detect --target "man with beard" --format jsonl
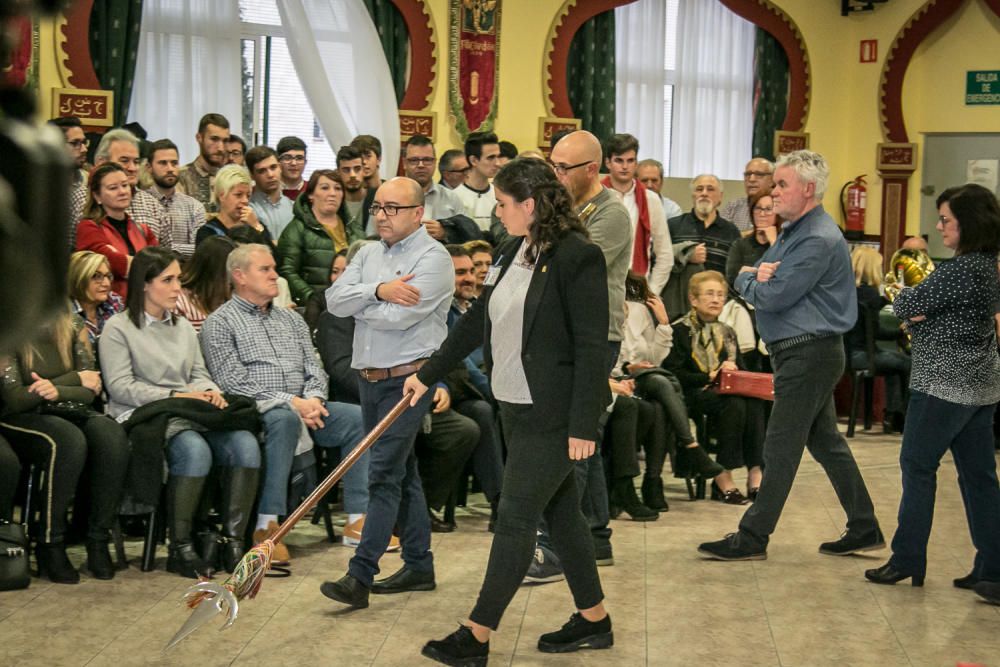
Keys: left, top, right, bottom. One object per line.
{"left": 667, "top": 174, "right": 741, "bottom": 276}
{"left": 276, "top": 136, "right": 308, "bottom": 201}
{"left": 49, "top": 116, "right": 90, "bottom": 187}
{"left": 337, "top": 145, "right": 376, "bottom": 236}
{"left": 721, "top": 158, "right": 774, "bottom": 233}
{"left": 246, "top": 145, "right": 294, "bottom": 239}
{"left": 178, "top": 113, "right": 230, "bottom": 213}
{"left": 146, "top": 139, "right": 207, "bottom": 259}
{"left": 402, "top": 135, "right": 471, "bottom": 244}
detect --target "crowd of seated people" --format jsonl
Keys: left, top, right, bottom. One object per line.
{"left": 1, "top": 113, "right": 925, "bottom": 589}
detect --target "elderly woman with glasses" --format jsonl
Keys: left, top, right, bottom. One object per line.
{"left": 68, "top": 250, "right": 126, "bottom": 346}
{"left": 725, "top": 188, "right": 782, "bottom": 286}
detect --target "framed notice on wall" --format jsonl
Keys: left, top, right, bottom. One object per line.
{"left": 51, "top": 88, "right": 114, "bottom": 128}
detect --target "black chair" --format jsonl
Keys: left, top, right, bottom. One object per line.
{"left": 845, "top": 305, "right": 878, "bottom": 437}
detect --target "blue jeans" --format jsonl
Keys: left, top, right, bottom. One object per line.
{"left": 259, "top": 402, "right": 367, "bottom": 516}
{"left": 349, "top": 375, "right": 435, "bottom": 586}
{"left": 890, "top": 392, "right": 1000, "bottom": 580}
{"left": 167, "top": 429, "right": 261, "bottom": 477}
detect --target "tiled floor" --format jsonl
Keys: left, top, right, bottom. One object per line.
{"left": 3, "top": 425, "right": 999, "bottom": 666}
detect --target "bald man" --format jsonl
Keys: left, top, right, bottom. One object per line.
{"left": 722, "top": 157, "right": 775, "bottom": 232}
{"left": 901, "top": 236, "right": 929, "bottom": 252}
{"left": 516, "top": 130, "right": 630, "bottom": 577}
{"left": 323, "top": 177, "right": 455, "bottom": 609}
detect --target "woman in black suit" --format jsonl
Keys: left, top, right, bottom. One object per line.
{"left": 405, "top": 158, "right": 613, "bottom": 666}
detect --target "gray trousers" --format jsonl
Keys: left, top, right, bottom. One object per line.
{"left": 736, "top": 335, "right": 879, "bottom": 549}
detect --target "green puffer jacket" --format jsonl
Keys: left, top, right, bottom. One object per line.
{"left": 278, "top": 194, "right": 364, "bottom": 305}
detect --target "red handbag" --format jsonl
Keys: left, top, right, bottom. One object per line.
{"left": 714, "top": 369, "right": 775, "bottom": 401}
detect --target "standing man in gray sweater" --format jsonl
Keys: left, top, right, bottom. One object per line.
{"left": 522, "top": 130, "right": 630, "bottom": 579}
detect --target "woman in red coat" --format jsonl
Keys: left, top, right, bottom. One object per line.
{"left": 75, "top": 163, "right": 158, "bottom": 297}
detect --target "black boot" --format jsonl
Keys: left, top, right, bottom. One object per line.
{"left": 685, "top": 445, "right": 725, "bottom": 478}
{"left": 219, "top": 467, "right": 260, "bottom": 574}
{"left": 85, "top": 539, "right": 115, "bottom": 580}
{"left": 36, "top": 543, "right": 80, "bottom": 584}
{"left": 611, "top": 478, "right": 658, "bottom": 521}
{"left": 165, "top": 475, "right": 213, "bottom": 579}
{"left": 641, "top": 476, "right": 669, "bottom": 512}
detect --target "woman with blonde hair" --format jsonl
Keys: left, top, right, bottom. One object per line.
{"left": 195, "top": 164, "right": 273, "bottom": 248}
{"left": 68, "top": 250, "right": 126, "bottom": 345}
{"left": 847, "top": 245, "right": 910, "bottom": 432}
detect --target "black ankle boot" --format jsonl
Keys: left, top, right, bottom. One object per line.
{"left": 196, "top": 529, "right": 221, "bottom": 571}
{"left": 686, "top": 445, "right": 725, "bottom": 478}
{"left": 166, "top": 475, "right": 212, "bottom": 579}
{"left": 85, "top": 539, "right": 115, "bottom": 580}
{"left": 36, "top": 543, "right": 80, "bottom": 584}
{"left": 167, "top": 542, "right": 212, "bottom": 579}
{"left": 611, "top": 478, "right": 658, "bottom": 521}
{"left": 219, "top": 467, "right": 260, "bottom": 573}
{"left": 641, "top": 476, "right": 669, "bottom": 512}
{"left": 422, "top": 625, "right": 489, "bottom": 666}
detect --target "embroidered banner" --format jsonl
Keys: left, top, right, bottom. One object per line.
{"left": 449, "top": 0, "right": 502, "bottom": 138}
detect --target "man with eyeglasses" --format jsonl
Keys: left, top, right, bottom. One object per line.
{"left": 438, "top": 149, "right": 469, "bottom": 190}
{"left": 276, "top": 136, "right": 308, "bottom": 202}
{"left": 177, "top": 113, "right": 230, "bottom": 214}
{"left": 721, "top": 157, "right": 774, "bottom": 233}
{"left": 322, "top": 177, "right": 454, "bottom": 610}
{"left": 403, "top": 134, "right": 477, "bottom": 244}
{"left": 67, "top": 128, "right": 168, "bottom": 251}
{"left": 337, "top": 145, "right": 376, "bottom": 236}
{"left": 226, "top": 135, "right": 247, "bottom": 166}
{"left": 454, "top": 131, "right": 501, "bottom": 232}
{"left": 49, "top": 116, "right": 91, "bottom": 184}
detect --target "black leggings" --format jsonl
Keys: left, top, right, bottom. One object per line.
{"left": 688, "top": 390, "right": 766, "bottom": 470}
{"left": 604, "top": 396, "right": 668, "bottom": 480}
{"left": 469, "top": 402, "right": 604, "bottom": 630}
{"left": 0, "top": 414, "right": 129, "bottom": 544}
{"left": 0, "top": 434, "right": 20, "bottom": 521}
{"left": 636, "top": 372, "right": 695, "bottom": 446}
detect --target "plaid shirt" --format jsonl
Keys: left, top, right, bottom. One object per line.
{"left": 146, "top": 187, "right": 207, "bottom": 259}
{"left": 201, "top": 293, "right": 328, "bottom": 402}
{"left": 67, "top": 185, "right": 169, "bottom": 249}
{"left": 177, "top": 160, "right": 218, "bottom": 213}
{"left": 72, "top": 293, "right": 125, "bottom": 345}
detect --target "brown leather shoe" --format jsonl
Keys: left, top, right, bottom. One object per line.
{"left": 253, "top": 520, "right": 291, "bottom": 565}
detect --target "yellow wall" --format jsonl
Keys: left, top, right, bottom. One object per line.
{"left": 36, "top": 16, "right": 64, "bottom": 120}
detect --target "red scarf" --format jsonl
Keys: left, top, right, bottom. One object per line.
{"left": 602, "top": 177, "right": 651, "bottom": 274}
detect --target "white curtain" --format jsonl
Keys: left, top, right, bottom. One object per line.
{"left": 614, "top": 0, "right": 667, "bottom": 164}
{"left": 276, "top": 0, "right": 400, "bottom": 179}
{"left": 129, "top": 0, "right": 242, "bottom": 162}
{"left": 669, "top": 0, "right": 755, "bottom": 180}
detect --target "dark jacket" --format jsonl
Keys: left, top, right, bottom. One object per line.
{"left": 316, "top": 311, "right": 361, "bottom": 404}
{"left": 195, "top": 216, "right": 274, "bottom": 249}
{"left": 123, "top": 395, "right": 259, "bottom": 504}
{"left": 417, "top": 233, "right": 610, "bottom": 441}
{"left": 663, "top": 320, "right": 745, "bottom": 393}
{"left": 278, "top": 194, "right": 364, "bottom": 306}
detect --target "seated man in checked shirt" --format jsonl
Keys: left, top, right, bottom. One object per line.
{"left": 201, "top": 243, "right": 383, "bottom": 566}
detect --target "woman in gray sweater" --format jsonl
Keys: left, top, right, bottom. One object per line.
{"left": 99, "top": 247, "right": 260, "bottom": 578}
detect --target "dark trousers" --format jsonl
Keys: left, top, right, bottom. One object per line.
{"left": 416, "top": 408, "right": 478, "bottom": 510}
{"left": 851, "top": 349, "right": 911, "bottom": 414}
{"left": 636, "top": 371, "right": 695, "bottom": 445}
{"left": 604, "top": 396, "right": 667, "bottom": 480}
{"left": 350, "top": 374, "right": 435, "bottom": 586}
{"left": 0, "top": 434, "right": 20, "bottom": 521}
{"left": 737, "top": 336, "right": 878, "bottom": 549}
{"left": 453, "top": 398, "right": 504, "bottom": 502}
{"left": 688, "top": 390, "right": 765, "bottom": 470}
{"left": 0, "top": 414, "right": 129, "bottom": 544}
{"left": 890, "top": 392, "right": 1000, "bottom": 579}
{"left": 469, "top": 402, "right": 605, "bottom": 630}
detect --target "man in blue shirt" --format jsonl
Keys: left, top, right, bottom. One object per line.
{"left": 321, "top": 177, "right": 455, "bottom": 608}
{"left": 698, "top": 150, "right": 881, "bottom": 561}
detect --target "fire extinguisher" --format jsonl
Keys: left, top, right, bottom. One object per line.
{"left": 840, "top": 175, "right": 867, "bottom": 240}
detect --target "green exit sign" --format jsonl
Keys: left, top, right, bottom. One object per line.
{"left": 966, "top": 71, "right": 1000, "bottom": 105}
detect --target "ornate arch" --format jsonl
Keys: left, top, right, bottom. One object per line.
{"left": 543, "top": 0, "right": 810, "bottom": 132}
{"left": 880, "top": 0, "right": 1000, "bottom": 142}
{"left": 57, "top": 0, "right": 438, "bottom": 112}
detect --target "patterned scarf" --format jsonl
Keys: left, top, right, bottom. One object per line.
{"left": 686, "top": 309, "right": 738, "bottom": 374}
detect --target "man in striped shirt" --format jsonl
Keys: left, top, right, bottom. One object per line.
{"left": 667, "top": 174, "right": 741, "bottom": 276}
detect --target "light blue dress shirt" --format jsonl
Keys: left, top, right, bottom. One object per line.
{"left": 326, "top": 225, "right": 454, "bottom": 369}
{"left": 249, "top": 189, "right": 294, "bottom": 239}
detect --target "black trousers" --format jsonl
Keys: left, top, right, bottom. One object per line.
{"left": 0, "top": 434, "right": 20, "bottom": 521}
{"left": 0, "top": 414, "right": 129, "bottom": 544}
{"left": 636, "top": 371, "right": 695, "bottom": 446}
{"left": 415, "top": 408, "right": 479, "bottom": 510}
{"left": 453, "top": 398, "right": 504, "bottom": 503}
{"left": 470, "top": 402, "right": 604, "bottom": 630}
{"left": 688, "top": 390, "right": 765, "bottom": 470}
{"left": 603, "top": 396, "right": 667, "bottom": 480}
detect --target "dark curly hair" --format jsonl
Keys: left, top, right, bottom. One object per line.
{"left": 493, "top": 157, "right": 588, "bottom": 264}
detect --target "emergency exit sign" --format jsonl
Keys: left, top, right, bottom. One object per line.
{"left": 966, "top": 71, "right": 1000, "bottom": 105}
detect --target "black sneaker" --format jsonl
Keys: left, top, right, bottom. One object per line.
{"left": 954, "top": 571, "right": 981, "bottom": 590}
{"left": 422, "top": 625, "right": 489, "bottom": 666}
{"left": 697, "top": 533, "right": 767, "bottom": 561}
{"left": 523, "top": 546, "right": 565, "bottom": 584}
{"left": 974, "top": 580, "right": 1000, "bottom": 605}
{"left": 537, "top": 612, "right": 613, "bottom": 653}
{"left": 818, "top": 528, "right": 885, "bottom": 556}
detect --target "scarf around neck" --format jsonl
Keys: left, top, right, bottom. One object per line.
{"left": 602, "top": 177, "right": 651, "bottom": 274}
{"left": 686, "top": 309, "right": 738, "bottom": 374}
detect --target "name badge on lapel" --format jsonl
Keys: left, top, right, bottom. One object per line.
{"left": 483, "top": 265, "right": 502, "bottom": 287}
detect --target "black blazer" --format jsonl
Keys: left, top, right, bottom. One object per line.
{"left": 418, "top": 232, "right": 610, "bottom": 441}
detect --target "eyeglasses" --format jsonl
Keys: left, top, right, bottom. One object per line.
{"left": 753, "top": 206, "right": 775, "bottom": 214}
{"left": 369, "top": 203, "right": 421, "bottom": 217}
{"left": 548, "top": 160, "right": 592, "bottom": 176}
{"left": 744, "top": 170, "right": 772, "bottom": 179}
{"left": 227, "top": 150, "right": 244, "bottom": 159}
{"left": 938, "top": 215, "right": 956, "bottom": 225}
{"left": 68, "top": 138, "right": 89, "bottom": 149}
{"left": 406, "top": 157, "right": 436, "bottom": 165}
{"left": 279, "top": 155, "right": 306, "bottom": 164}
{"left": 90, "top": 272, "right": 114, "bottom": 282}
{"left": 443, "top": 167, "right": 470, "bottom": 174}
